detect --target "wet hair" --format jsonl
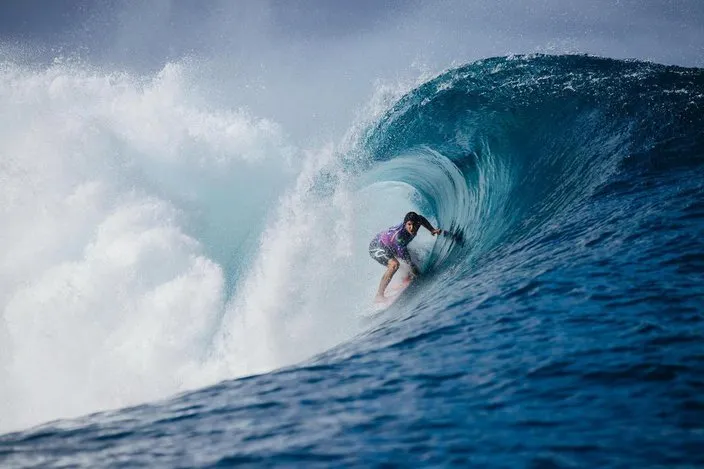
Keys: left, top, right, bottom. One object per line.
{"left": 404, "top": 211, "right": 421, "bottom": 226}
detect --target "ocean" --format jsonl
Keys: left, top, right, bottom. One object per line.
{"left": 1, "top": 54, "right": 703, "bottom": 467}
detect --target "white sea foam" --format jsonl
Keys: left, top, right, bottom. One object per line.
{"left": 0, "top": 57, "right": 426, "bottom": 432}
{"left": 0, "top": 59, "right": 296, "bottom": 431}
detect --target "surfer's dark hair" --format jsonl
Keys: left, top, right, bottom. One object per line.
{"left": 404, "top": 212, "right": 421, "bottom": 226}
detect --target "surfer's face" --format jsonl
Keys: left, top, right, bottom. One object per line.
{"left": 405, "top": 220, "right": 417, "bottom": 235}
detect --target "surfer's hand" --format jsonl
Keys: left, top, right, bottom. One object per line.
{"left": 431, "top": 228, "right": 442, "bottom": 236}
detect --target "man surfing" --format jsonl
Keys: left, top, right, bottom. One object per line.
{"left": 369, "top": 212, "right": 442, "bottom": 303}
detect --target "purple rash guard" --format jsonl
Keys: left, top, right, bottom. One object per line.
{"left": 373, "top": 223, "right": 415, "bottom": 264}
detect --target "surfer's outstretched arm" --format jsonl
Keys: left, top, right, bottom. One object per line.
{"left": 416, "top": 214, "right": 442, "bottom": 236}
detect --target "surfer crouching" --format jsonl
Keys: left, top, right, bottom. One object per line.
{"left": 368, "top": 212, "right": 442, "bottom": 303}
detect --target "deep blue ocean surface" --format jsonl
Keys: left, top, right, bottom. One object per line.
{"left": 1, "top": 55, "right": 703, "bottom": 468}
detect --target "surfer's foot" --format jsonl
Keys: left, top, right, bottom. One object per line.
{"left": 374, "top": 294, "right": 387, "bottom": 304}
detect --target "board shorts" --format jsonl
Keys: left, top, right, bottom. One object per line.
{"left": 369, "top": 237, "right": 395, "bottom": 266}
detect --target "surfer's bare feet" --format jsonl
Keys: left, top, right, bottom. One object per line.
{"left": 374, "top": 294, "right": 386, "bottom": 303}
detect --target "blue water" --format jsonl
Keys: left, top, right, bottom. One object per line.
{"left": 2, "top": 55, "right": 703, "bottom": 468}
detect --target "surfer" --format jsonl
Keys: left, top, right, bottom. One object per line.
{"left": 369, "top": 212, "right": 442, "bottom": 303}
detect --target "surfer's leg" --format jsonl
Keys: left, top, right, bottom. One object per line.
{"left": 376, "top": 258, "right": 399, "bottom": 301}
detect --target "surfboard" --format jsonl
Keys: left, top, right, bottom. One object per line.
{"left": 373, "top": 277, "right": 412, "bottom": 310}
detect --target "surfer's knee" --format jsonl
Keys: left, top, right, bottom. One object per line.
{"left": 388, "top": 259, "right": 399, "bottom": 271}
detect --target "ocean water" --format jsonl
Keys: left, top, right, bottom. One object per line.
{"left": 1, "top": 54, "right": 703, "bottom": 467}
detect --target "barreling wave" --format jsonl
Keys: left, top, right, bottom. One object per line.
{"left": 2, "top": 53, "right": 702, "bottom": 437}
{"left": 353, "top": 54, "right": 704, "bottom": 275}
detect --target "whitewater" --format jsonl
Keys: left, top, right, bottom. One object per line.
{"left": 0, "top": 58, "right": 384, "bottom": 430}
{"left": 1, "top": 9, "right": 704, "bottom": 468}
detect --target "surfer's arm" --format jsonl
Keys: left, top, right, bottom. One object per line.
{"left": 417, "top": 214, "right": 442, "bottom": 236}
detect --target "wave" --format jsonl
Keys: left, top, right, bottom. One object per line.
{"left": 1, "top": 53, "right": 702, "bottom": 433}
{"left": 358, "top": 54, "right": 704, "bottom": 273}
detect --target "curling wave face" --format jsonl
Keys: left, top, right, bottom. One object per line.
{"left": 358, "top": 55, "right": 703, "bottom": 274}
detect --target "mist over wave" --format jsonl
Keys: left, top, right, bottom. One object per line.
{"left": 0, "top": 58, "right": 329, "bottom": 431}
{"left": 0, "top": 52, "right": 433, "bottom": 432}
